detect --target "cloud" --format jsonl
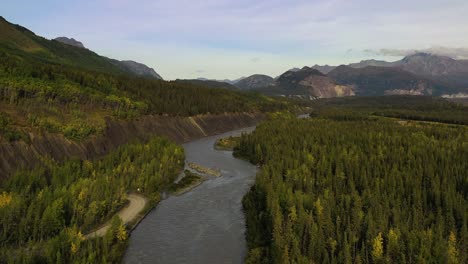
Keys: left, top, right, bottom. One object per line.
{"left": 6, "top": 0, "right": 468, "bottom": 79}
{"left": 365, "top": 46, "right": 468, "bottom": 59}
{"left": 250, "top": 57, "right": 261, "bottom": 63}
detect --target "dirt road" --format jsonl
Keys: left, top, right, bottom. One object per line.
{"left": 86, "top": 194, "right": 147, "bottom": 238}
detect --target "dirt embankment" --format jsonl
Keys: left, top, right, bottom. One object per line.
{"left": 0, "top": 112, "right": 264, "bottom": 179}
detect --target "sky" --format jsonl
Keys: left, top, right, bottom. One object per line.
{"left": 2, "top": 0, "right": 468, "bottom": 80}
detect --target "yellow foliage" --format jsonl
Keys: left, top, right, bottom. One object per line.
{"left": 447, "top": 231, "right": 458, "bottom": 264}
{"left": 371, "top": 232, "right": 384, "bottom": 261}
{"left": 117, "top": 224, "right": 128, "bottom": 241}
{"left": 70, "top": 242, "right": 78, "bottom": 254}
{"left": 77, "top": 231, "right": 85, "bottom": 241}
{"left": 0, "top": 192, "right": 12, "bottom": 208}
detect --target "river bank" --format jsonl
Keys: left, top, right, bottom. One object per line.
{"left": 124, "top": 126, "right": 257, "bottom": 263}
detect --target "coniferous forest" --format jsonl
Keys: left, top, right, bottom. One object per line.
{"left": 235, "top": 112, "right": 467, "bottom": 264}
{"left": 1, "top": 12, "right": 468, "bottom": 264}
{"left": 0, "top": 137, "right": 184, "bottom": 263}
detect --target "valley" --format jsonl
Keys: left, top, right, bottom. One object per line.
{"left": 0, "top": 10, "right": 467, "bottom": 264}
{"left": 124, "top": 127, "right": 257, "bottom": 264}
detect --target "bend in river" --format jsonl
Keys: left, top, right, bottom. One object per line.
{"left": 124, "top": 127, "right": 256, "bottom": 264}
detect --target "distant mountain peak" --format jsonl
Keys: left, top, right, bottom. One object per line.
{"left": 116, "top": 60, "right": 163, "bottom": 79}
{"left": 298, "top": 66, "right": 325, "bottom": 76}
{"left": 54, "top": 37, "right": 86, "bottom": 49}
{"left": 234, "top": 74, "right": 274, "bottom": 90}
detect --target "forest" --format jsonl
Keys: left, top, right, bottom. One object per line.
{"left": 309, "top": 96, "right": 468, "bottom": 125}
{"left": 235, "top": 111, "right": 467, "bottom": 263}
{"left": 0, "top": 137, "right": 184, "bottom": 263}
{"left": 0, "top": 50, "right": 292, "bottom": 142}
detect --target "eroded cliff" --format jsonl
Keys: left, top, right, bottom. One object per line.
{"left": 0, "top": 112, "right": 264, "bottom": 179}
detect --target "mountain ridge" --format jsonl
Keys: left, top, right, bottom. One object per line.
{"left": 53, "top": 35, "right": 163, "bottom": 79}
{"left": 0, "top": 16, "right": 162, "bottom": 79}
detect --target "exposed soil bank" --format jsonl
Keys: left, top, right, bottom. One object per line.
{"left": 0, "top": 112, "right": 264, "bottom": 179}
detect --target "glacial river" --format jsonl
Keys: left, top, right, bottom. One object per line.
{"left": 124, "top": 127, "right": 257, "bottom": 264}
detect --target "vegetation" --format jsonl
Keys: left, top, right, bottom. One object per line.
{"left": 0, "top": 16, "right": 294, "bottom": 142}
{"left": 0, "top": 112, "right": 27, "bottom": 142}
{"left": 236, "top": 111, "right": 467, "bottom": 263}
{"left": 0, "top": 137, "right": 184, "bottom": 263}
{"left": 188, "top": 162, "right": 221, "bottom": 177}
{"left": 169, "top": 170, "right": 203, "bottom": 194}
{"left": 215, "top": 136, "right": 241, "bottom": 150}
{"left": 309, "top": 96, "right": 468, "bottom": 125}
{"left": 0, "top": 50, "right": 292, "bottom": 141}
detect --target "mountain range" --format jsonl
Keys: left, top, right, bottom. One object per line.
{"left": 2, "top": 16, "right": 467, "bottom": 98}
{"left": 219, "top": 53, "right": 468, "bottom": 98}
{"left": 0, "top": 16, "right": 162, "bottom": 79}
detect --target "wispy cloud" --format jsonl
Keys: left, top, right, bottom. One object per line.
{"left": 365, "top": 47, "right": 468, "bottom": 59}
{"left": 250, "top": 57, "right": 261, "bottom": 63}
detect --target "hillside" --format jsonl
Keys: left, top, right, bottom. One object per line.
{"left": 54, "top": 37, "right": 85, "bottom": 48}
{"left": 248, "top": 58, "right": 467, "bottom": 98}
{"left": 112, "top": 60, "right": 163, "bottom": 79}
{"left": 258, "top": 67, "right": 354, "bottom": 98}
{"left": 0, "top": 16, "right": 163, "bottom": 79}
{"left": 175, "top": 79, "right": 238, "bottom": 90}
{"left": 311, "top": 53, "right": 468, "bottom": 91}
{"left": 234, "top": 74, "right": 274, "bottom": 90}
{"left": 0, "top": 17, "right": 293, "bottom": 145}
{"left": 328, "top": 65, "right": 459, "bottom": 96}
{"left": 0, "top": 16, "right": 127, "bottom": 75}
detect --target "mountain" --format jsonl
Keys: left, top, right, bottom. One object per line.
{"left": 287, "top": 67, "right": 301, "bottom": 72}
{"left": 0, "top": 16, "right": 126, "bottom": 74}
{"left": 397, "top": 53, "right": 468, "bottom": 76}
{"left": 113, "top": 60, "right": 163, "bottom": 79}
{"left": 55, "top": 35, "right": 163, "bottom": 79}
{"left": 0, "top": 16, "right": 287, "bottom": 145}
{"left": 348, "top": 59, "right": 395, "bottom": 69}
{"left": 311, "top": 64, "right": 336, "bottom": 74}
{"left": 176, "top": 79, "right": 238, "bottom": 89}
{"left": 312, "top": 53, "right": 468, "bottom": 89}
{"left": 234, "top": 74, "right": 274, "bottom": 90}
{"left": 395, "top": 53, "right": 468, "bottom": 87}
{"left": 196, "top": 77, "right": 246, "bottom": 84}
{"left": 258, "top": 67, "right": 354, "bottom": 98}
{"left": 0, "top": 16, "right": 162, "bottom": 79}
{"left": 56, "top": 36, "right": 164, "bottom": 79}
{"left": 54, "top": 37, "right": 85, "bottom": 48}
{"left": 328, "top": 65, "right": 459, "bottom": 96}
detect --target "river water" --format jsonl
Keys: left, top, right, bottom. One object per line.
{"left": 124, "top": 127, "right": 257, "bottom": 264}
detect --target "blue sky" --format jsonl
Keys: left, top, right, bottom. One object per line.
{"left": 2, "top": 0, "right": 468, "bottom": 80}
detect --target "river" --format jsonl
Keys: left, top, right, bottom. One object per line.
{"left": 124, "top": 127, "right": 257, "bottom": 264}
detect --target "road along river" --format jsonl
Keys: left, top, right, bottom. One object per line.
{"left": 124, "top": 127, "right": 257, "bottom": 264}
